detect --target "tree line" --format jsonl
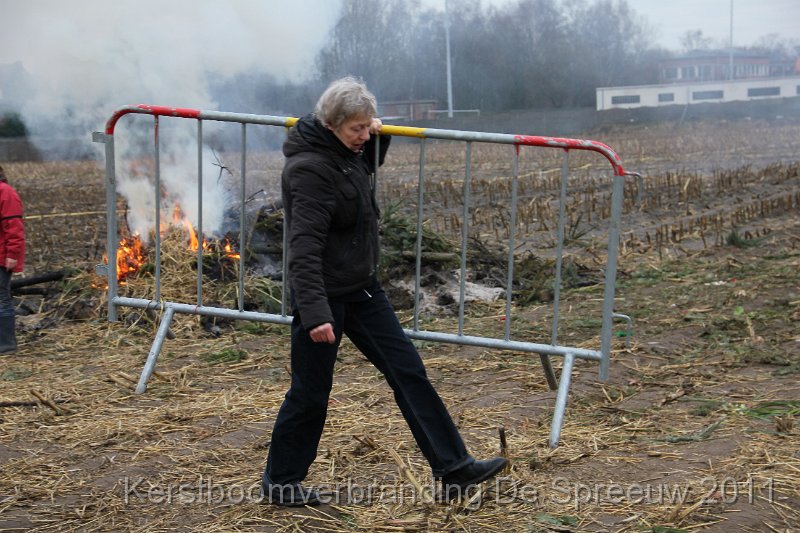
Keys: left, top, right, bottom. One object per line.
{"left": 216, "top": 0, "right": 798, "bottom": 118}
{"left": 316, "top": 0, "right": 658, "bottom": 111}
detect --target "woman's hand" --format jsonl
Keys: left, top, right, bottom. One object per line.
{"left": 309, "top": 322, "right": 336, "bottom": 344}
{"left": 369, "top": 117, "right": 382, "bottom": 135}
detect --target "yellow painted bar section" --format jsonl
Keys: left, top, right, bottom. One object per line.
{"left": 281, "top": 117, "right": 418, "bottom": 136}
{"left": 380, "top": 124, "right": 427, "bottom": 138}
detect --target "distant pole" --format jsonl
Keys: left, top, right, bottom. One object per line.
{"left": 445, "top": 0, "right": 453, "bottom": 118}
{"left": 729, "top": 0, "right": 734, "bottom": 80}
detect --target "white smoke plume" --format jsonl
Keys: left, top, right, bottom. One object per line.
{"left": 0, "top": 0, "right": 341, "bottom": 237}
{"left": 114, "top": 126, "right": 232, "bottom": 241}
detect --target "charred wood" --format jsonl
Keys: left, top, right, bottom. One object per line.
{"left": 10, "top": 271, "right": 65, "bottom": 289}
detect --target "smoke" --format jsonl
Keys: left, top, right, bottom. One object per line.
{"left": 0, "top": 0, "right": 341, "bottom": 237}
{"left": 114, "top": 125, "right": 233, "bottom": 241}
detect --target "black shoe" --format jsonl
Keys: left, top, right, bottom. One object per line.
{"left": 261, "top": 479, "right": 321, "bottom": 507}
{"left": 440, "top": 457, "right": 508, "bottom": 501}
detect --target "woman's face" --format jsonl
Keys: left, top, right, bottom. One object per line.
{"left": 330, "top": 114, "right": 372, "bottom": 152}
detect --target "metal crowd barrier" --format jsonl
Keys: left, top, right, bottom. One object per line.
{"left": 93, "top": 104, "right": 637, "bottom": 447}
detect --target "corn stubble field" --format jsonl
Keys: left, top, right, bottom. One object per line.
{"left": 1, "top": 117, "right": 799, "bottom": 532}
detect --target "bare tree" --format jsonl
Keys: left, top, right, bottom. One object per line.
{"left": 311, "top": 0, "right": 674, "bottom": 113}
{"left": 315, "top": 0, "right": 421, "bottom": 101}
{"left": 680, "top": 29, "right": 714, "bottom": 52}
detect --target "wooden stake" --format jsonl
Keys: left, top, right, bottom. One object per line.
{"left": 499, "top": 426, "right": 511, "bottom": 475}
{"left": 31, "top": 390, "right": 68, "bottom": 415}
{"left": 107, "top": 373, "right": 134, "bottom": 390}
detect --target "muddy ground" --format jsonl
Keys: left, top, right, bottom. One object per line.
{"left": 0, "top": 117, "right": 798, "bottom": 532}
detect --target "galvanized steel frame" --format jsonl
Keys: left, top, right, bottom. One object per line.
{"left": 93, "top": 104, "right": 637, "bottom": 447}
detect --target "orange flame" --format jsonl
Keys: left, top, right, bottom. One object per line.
{"left": 224, "top": 240, "right": 241, "bottom": 260}
{"left": 105, "top": 205, "right": 242, "bottom": 283}
{"left": 173, "top": 205, "right": 210, "bottom": 252}
{"left": 116, "top": 234, "right": 146, "bottom": 284}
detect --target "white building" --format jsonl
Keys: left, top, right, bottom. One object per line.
{"left": 596, "top": 77, "right": 800, "bottom": 111}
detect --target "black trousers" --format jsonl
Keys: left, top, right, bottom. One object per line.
{"left": 0, "top": 268, "right": 13, "bottom": 318}
{"left": 264, "top": 282, "right": 472, "bottom": 484}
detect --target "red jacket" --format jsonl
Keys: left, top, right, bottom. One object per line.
{"left": 0, "top": 181, "right": 25, "bottom": 273}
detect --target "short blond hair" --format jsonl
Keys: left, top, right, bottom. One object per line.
{"left": 315, "top": 76, "right": 377, "bottom": 129}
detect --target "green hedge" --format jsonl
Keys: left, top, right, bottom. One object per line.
{"left": 0, "top": 112, "right": 28, "bottom": 137}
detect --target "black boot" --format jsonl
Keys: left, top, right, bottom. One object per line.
{"left": 0, "top": 315, "right": 16, "bottom": 354}
{"left": 440, "top": 456, "right": 508, "bottom": 501}
{"left": 261, "top": 474, "right": 321, "bottom": 507}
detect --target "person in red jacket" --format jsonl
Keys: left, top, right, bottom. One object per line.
{"left": 0, "top": 165, "right": 25, "bottom": 354}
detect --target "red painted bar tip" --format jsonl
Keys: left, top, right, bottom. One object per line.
{"left": 514, "top": 134, "right": 625, "bottom": 176}
{"left": 136, "top": 104, "right": 202, "bottom": 119}
{"left": 105, "top": 104, "right": 202, "bottom": 134}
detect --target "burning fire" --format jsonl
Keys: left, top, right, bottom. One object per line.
{"left": 117, "top": 234, "right": 147, "bottom": 283}
{"left": 173, "top": 206, "right": 209, "bottom": 253}
{"left": 171, "top": 205, "right": 241, "bottom": 260}
{"left": 106, "top": 205, "right": 241, "bottom": 283}
{"left": 223, "top": 241, "right": 241, "bottom": 260}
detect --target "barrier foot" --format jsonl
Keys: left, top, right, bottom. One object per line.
{"left": 549, "top": 352, "right": 575, "bottom": 448}
{"left": 539, "top": 354, "right": 558, "bottom": 390}
{"left": 135, "top": 306, "right": 175, "bottom": 394}
{"left": 613, "top": 313, "right": 633, "bottom": 350}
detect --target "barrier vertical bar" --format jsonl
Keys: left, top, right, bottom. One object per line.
{"left": 504, "top": 148, "right": 519, "bottom": 342}
{"left": 551, "top": 151, "right": 569, "bottom": 345}
{"left": 599, "top": 173, "right": 625, "bottom": 380}
{"left": 413, "top": 139, "right": 426, "bottom": 332}
{"left": 239, "top": 123, "right": 247, "bottom": 312}
{"left": 197, "top": 120, "right": 204, "bottom": 306}
{"left": 537, "top": 151, "right": 572, "bottom": 392}
{"left": 95, "top": 132, "right": 119, "bottom": 322}
{"left": 457, "top": 142, "right": 472, "bottom": 336}
{"left": 281, "top": 197, "right": 289, "bottom": 317}
{"left": 373, "top": 134, "right": 380, "bottom": 197}
{"left": 281, "top": 125, "right": 292, "bottom": 318}
{"left": 153, "top": 116, "right": 162, "bottom": 301}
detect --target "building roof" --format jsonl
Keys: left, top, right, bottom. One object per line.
{"left": 666, "top": 49, "right": 769, "bottom": 61}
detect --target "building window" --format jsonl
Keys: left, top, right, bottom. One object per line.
{"left": 797, "top": 85, "right": 800, "bottom": 96}
{"left": 658, "top": 93, "right": 675, "bottom": 102}
{"left": 663, "top": 67, "right": 678, "bottom": 80}
{"left": 693, "top": 90, "right": 724, "bottom": 100}
{"left": 747, "top": 87, "right": 780, "bottom": 97}
{"left": 681, "top": 66, "right": 696, "bottom": 79}
{"left": 611, "top": 95, "right": 640, "bottom": 105}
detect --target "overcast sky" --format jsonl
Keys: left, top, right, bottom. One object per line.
{"left": 0, "top": 0, "right": 797, "bottom": 124}
{"left": 587, "top": 0, "right": 799, "bottom": 50}
{"left": 2, "top": 1, "right": 798, "bottom": 77}
{"left": 0, "top": 0, "right": 339, "bottom": 82}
